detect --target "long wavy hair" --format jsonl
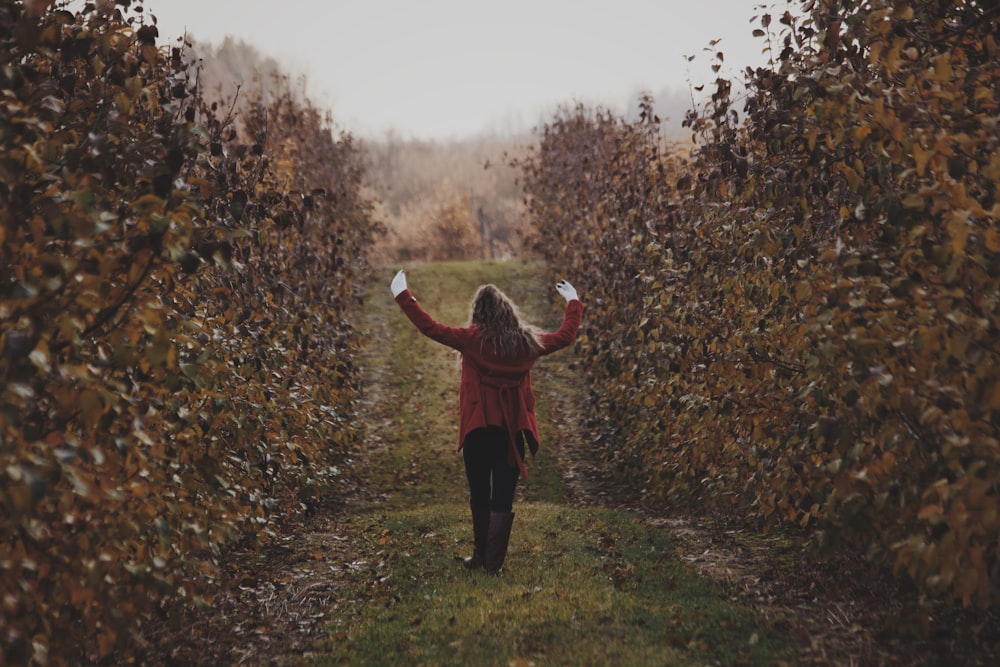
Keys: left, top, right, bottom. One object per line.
{"left": 468, "top": 284, "right": 542, "bottom": 358}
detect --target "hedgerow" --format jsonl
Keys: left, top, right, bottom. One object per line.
{"left": 0, "top": 2, "right": 376, "bottom": 663}
{"left": 523, "top": 0, "right": 999, "bottom": 609}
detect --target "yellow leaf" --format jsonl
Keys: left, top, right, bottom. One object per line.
{"left": 29, "top": 214, "right": 47, "bottom": 242}
{"left": 839, "top": 164, "right": 861, "bottom": 191}
{"left": 114, "top": 91, "right": 132, "bottom": 113}
{"left": 948, "top": 209, "right": 971, "bottom": 254}
{"left": 984, "top": 226, "right": 1000, "bottom": 252}
{"left": 97, "top": 627, "right": 117, "bottom": 657}
{"left": 917, "top": 504, "right": 943, "bottom": 522}
{"left": 795, "top": 281, "right": 812, "bottom": 301}
{"left": 131, "top": 193, "right": 163, "bottom": 209}
{"left": 890, "top": 118, "right": 904, "bottom": 143}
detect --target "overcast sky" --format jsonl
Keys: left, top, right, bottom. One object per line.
{"left": 138, "top": 0, "right": 783, "bottom": 141}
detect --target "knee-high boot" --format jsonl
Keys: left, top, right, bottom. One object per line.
{"left": 484, "top": 511, "right": 514, "bottom": 574}
{"left": 463, "top": 507, "right": 490, "bottom": 569}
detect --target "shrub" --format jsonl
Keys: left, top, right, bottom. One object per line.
{"left": 523, "top": 0, "right": 999, "bottom": 609}
{"left": 0, "top": 2, "right": 376, "bottom": 662}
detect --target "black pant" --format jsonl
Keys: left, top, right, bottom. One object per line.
{"left": 463, "top": 427, "right": 524, "bottom": 513}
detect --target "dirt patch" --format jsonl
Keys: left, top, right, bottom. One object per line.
{"left": 139, "top": 498, "right": 369, "bottom": 666}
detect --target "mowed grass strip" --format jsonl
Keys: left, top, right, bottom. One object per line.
{"left": 315, "top": 503, "right": 786, "bottom": 666}
{"left": 314, "top": 261, "right": 790, "bottom": 666}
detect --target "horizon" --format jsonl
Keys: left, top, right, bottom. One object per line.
{"left": 131, "top": 0, "right": 783, "bottom": 142}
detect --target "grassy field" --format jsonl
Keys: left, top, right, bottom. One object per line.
{"left": 312, "top": 260, "right": 790, "bottom": 666}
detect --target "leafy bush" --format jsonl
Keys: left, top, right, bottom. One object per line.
{"left": 523, "top": 0, "right": 999, "bottom": 609}
{"left": 0, "top": 2, "right": 376, "bottom": 663}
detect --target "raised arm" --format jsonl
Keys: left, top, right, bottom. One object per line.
{"left": 538, "top": 280, "right": 584, "bottom": 355}
{"left": 391, "top": 270, "right": 471, "bottom": 351}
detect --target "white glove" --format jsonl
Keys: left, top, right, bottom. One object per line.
{"left": 390, "top": 270, "right": 407, "bottom": 297}
{"left": 555, "top": 279, "right": 578, "bottom": 302}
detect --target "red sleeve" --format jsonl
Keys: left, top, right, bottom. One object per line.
{"left": 538, "top": 299, "right": 583, "bottom": 355}
{"left": 395, "top": 289, "right": 472, "bottom": 351}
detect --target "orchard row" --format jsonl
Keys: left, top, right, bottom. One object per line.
{"left": 524, "top": 0, "right": 999, "bottom": 610}
{"left": 0, "top": 2, "right": 378, "bottom": 662}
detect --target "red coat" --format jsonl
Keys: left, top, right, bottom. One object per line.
{"left": 395, "top": 289, "right": 583, "bottom": 478}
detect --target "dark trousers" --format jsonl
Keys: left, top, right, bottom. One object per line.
{"left": 462, "top": 427, "right": 524, "bottom": 513}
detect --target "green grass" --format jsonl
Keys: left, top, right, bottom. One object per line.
{"left": 314, "top": 260, "right": 790, "bottom": 666}
{"left": 317, "top": 503, "right": 784, "bottom": 667}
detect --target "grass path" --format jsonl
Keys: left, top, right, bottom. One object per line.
{"left": 309, "top": 260, "right": 789, "bottom": 666}
{"left": 145, "top": 260, "right": 998, "bottom": 666}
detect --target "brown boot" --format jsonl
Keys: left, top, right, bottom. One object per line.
{"left": 483, "top": 511, "right": 514, "bottom": 574}
{"left": 463, "top": 507, "right": 490, "bottom": 569}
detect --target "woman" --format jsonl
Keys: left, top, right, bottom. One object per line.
{"left": 390, "top": 270, "right": 583, "bottom": 574}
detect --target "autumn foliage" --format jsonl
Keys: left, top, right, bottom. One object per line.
{"left": 0, "top": 1, "right": 376, "bottom": 663}
{"left": 523, "top": 0, "right": 999, "bottom": 609}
